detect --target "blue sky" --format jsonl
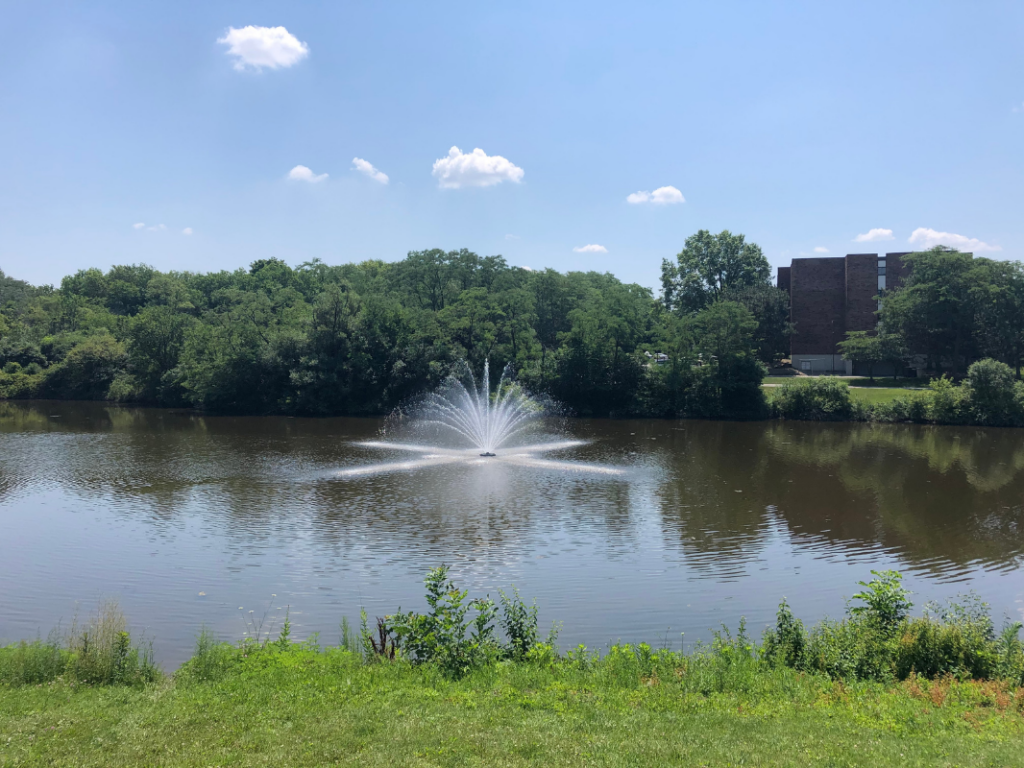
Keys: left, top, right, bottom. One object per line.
{"left": 2, "top": 1, "right": 1022, "bottom": 291}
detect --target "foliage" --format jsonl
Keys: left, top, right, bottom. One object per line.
{"left": 850, "top": 570, "right": 913, "bottom": 634}
{"left": 879, "top": 247, "right": 984, "bottom": 376}
{"left": 385, "top": 565, "right": 500, "bottom": 677}
{"left": 965, "top": 358, "right": 1024, "bottom": 426}
{"left": 498, "top": 587, "right": 540, "bottom": 661}
{"left": 837, "top": 331, "right": 906, "bottom": 381}
{"left": 721, "top": 283, "right": 792, "bottom": 366}
{"left": 0, "top": 601, "right": 158, "bottom": 687}
{"left": 769, "top": 377, "right": 858, "bottom": 421}
{"left": 660, "top": 229, "right": 771, "bottom": 314}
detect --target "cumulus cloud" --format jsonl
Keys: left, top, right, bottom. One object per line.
{"left": 147, "top": 224, "right": 166, "bottom": 232}
{"left": 432, "top": 146, "right": 524, "bottom": 189}
{"left": 218, "top": 26, "right": 309, "bottom": 71}
{"left": 813, "top": 246, "right": 829, "bottom": 253}
{"left": 133, "top": 222, "right": 145, "bottom": 230}
{"left": 505, "top": 234, "right": 520, "bottom": 241}
{"left": 351, "top": 158, "right": 388, "bottom": 184}
{"left": 853, "top": 228, "right": 894, "bottom": 242}
{"left": 182, "top": 227, "right": 193, "bottom": 236}
{"left": 908, "top": 227, "right": 1001, "bottom": 253}
{"left": 626, "top": 186, "right": 685, "bottom": 205}
{"left": 573, "top": 244, "right": 608, "bottom": 253}
{"left": 288, "top": 165, "right": 328, "bottom": 183}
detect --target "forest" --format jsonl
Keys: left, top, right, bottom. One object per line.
{"left": 0, "top": 231, "right": 785, "bottom": 418}
{"left": 2, "top": 231, "right": 1023, "bottom": 420}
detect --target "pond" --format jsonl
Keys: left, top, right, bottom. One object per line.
{"left": 1, "top": 401, "right": 1022, "bottom": 667}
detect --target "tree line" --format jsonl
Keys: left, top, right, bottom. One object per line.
{"left": 1, "top": 233, "right": 1022, "bottom": 420}
{"left": 0, "top": 232, "right": 785, "bottom": 417}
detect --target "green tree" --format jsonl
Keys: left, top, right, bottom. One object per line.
{"left": 879, "top": 247, "right": 983, "bottom": 376}
{"left": 972, "top": 260, "right": 1024, "bottom": 378}
{"left": 837, "top": 331, "right": 905, "bottom": 381}
{"left": 721, "top": 283, "right": 792, "bottom": 365}
{"left": 661, "top": 229, "right": 770, "bottom": 314}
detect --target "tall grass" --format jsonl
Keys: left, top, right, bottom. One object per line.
{"left": 0, "top": 600, "right": 158, "bottom": 686}
{"left": 4, "top": 572, "right": 1024, "bottom": 691}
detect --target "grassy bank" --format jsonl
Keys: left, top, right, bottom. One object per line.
{"left": 2, "top": 649, "right": 1024, "bottom": 767}
{"left": 3, "top": 570, "right": 1024, "bottom": 766}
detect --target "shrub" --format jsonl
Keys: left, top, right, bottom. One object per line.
{"left": 928, "top": 375, "right": 968, "bottom": 424}
{"left": 498, "top": 587, "right": 539, "bottom": 661}
{"left": 850, "top": 570, "right": 912, "bottom": 635}
{"left": 386, "top": 565, "right": 499, "bottom": 678}
{"left": 769, "top": 377, "right": 856, "bottom": 420}
{"left": 761, "top": 599, "right": 806, "bottom": 669}
{"left": 964, "top": 358, "right": 1022, "bottom": 426}
{"left": 870, "top": 394, "right": 928, "bottom": 423}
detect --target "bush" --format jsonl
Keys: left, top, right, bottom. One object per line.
{"left": 870, "top": 394, "right": 928, "bottom": 423}
{"left": 761, "top": 599, "right": 806, "bottom": 669}
{"left": 764, "top": 572, "right": 1024, "bottom": 684}
{"left": 850, "top": 569, "right": 912, "bottom": 635}
{"left": 769, "top": 377, "right": 857, "bottom": 420}
{"left": 928, "top": 375, "right": 968, "bottom": 424}
{"left": 498, "top": 587, "right": 540, "bottom": 661}
{"left": 386, "top": 565, "right": 500, "bottom": 678}
{"left": 965, "top": 358, "right": 1022, "bottom": 426}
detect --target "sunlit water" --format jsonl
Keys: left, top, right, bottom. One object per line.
{"left": 1, "top": 400, "right": 1022, "bottom": 667}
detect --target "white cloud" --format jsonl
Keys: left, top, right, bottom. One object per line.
{"left": 505, "top": 234, "right": 520, "bottom": 241}
{"left": 182, "top": 227, "right": 193, "bottom": 236}
{"left": 147, "top": 224, "right": 166, "bottom": 232}
{"left": 288, "top": 165, "right": 328, "bottom": 183}
{"left": 432, "top": 146, "right": 524, "bottom": 189}
{"left": 520, "top": 265, "right": 534, "bottom": 271}
{"left": 1013, "top": 102, "right": 1024, "bottom": 113}
{"left": 133, "top": 222, "right": 145, "bottom": 230}
{"left": 908, "top": 227, "right": 1001, "bottom": 253}
{"left": 853, "top": 228, "right": 894, "bottom": 242}
{"left": 813, "top": 246, "right": 829, "bottom": 253}
{"left": 351, "top": 157, "right": 388, "bottom": 184}
{"left": 626, "top": 186, "right": 685, "bottom": 205}
{"left": 217, "top": 26, "right": 309, "bottom": 71}
{"left": 573, "top": 244, "right": 608, "bottom": 253}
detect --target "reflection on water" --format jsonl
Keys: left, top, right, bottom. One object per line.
{"left": 1, "top": 401, "right": 1022, "bottom": 666}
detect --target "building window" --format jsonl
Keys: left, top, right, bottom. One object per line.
{"left": 877, "top": 258, "right": 886, "bottom": 292}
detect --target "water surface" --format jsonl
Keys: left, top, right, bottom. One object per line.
{"left": 1, "top": 401, "right": 1022, "bottom": 666}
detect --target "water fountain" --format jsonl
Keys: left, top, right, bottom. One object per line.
{"left": 337, "top": 360, "right": 625, "bottom": 478}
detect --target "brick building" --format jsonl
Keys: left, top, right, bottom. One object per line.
{"left": 777, "top": 253, "right": 911, "bottom": 374}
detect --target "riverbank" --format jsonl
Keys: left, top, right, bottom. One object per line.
{"left": 2, "top": 646, "right": 1023, "bottom": 767}
{"left": 3, "top": 569, "right": 1024, "bottom": 766}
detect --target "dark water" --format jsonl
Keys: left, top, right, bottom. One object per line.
{"left": 1, "top": 400, "right": 1022, "bottom": 667}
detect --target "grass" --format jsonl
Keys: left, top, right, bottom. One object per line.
{"left": 3, "top": 572, "right": 1022, "bottom": 766}
{"left": 763, "top": 376, "right": 925, "bottom": 388}
{"left": 849, "top": 388, "right": 926, "bottom": 405}
{"left": 1, "top": 645, "right": 1023, "bottom": 767}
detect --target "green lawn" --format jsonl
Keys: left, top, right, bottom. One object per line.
{"left": 1, "top": 649, "right": 1022, "bottom": 767}
{"left": 763, "top": 376, "right": 925, "bottom": 388}
{"left": 849, "top": 387, "right": 925, "bottom": 405}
